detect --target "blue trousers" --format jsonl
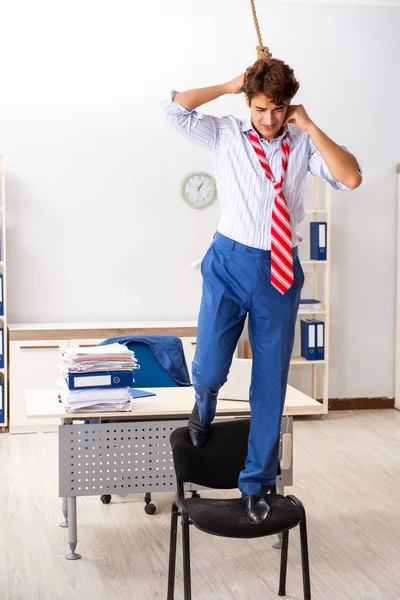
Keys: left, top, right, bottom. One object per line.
{"left": 192, "top": 232, "right": 304, "bottom": 497}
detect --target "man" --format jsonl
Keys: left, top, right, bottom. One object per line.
{"left": 161, "top": 58, "right": 361, "bottom": 524}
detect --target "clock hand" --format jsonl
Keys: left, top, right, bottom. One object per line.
{"left": 197, "top": 182, "right": 204, "bottom": 191}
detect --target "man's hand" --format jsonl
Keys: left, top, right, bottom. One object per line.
{"left": 283, "top": 105, "right": 314, "bottom": 133}
{"left": 285, "top": 106, "right": 362, "bottom": 189}
{"left": 226, "top": 73, "right": 245, "bottom": 95}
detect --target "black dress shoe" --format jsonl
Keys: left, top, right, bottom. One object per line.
{"left": 241, "top": 493, "right": 271, "bottom": 524}
{"left": 188, "top": 404, "right": 210, "bottom": 448}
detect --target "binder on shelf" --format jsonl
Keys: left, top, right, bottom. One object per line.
{"left": 0, "top": 328, "right": 4, "bottom": 368}
{"left": 300, "top": 319, "right": 317, "bottom": 361}
{"left": 0, "top": 273, "right": 3, "bottom": 315}
{"left": 310, "top": 222, "right": 327, "bottom": 260}
{"left": 66, "top": 370, "right": 134, "bottom": 390}
{"left": 312, "top": 319, "right": 325, "bottom": 360}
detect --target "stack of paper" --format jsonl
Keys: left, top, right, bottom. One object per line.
{"left": 57, "top": 342, "right": 139, "bottom": 413}
{"left": 57, "top": 378, "right": 133, "bottom": 413}
{"left": 298, "top": 299, "right": 324, "bottom": 313}
{"left": 59, "top": 342, "right": 138, "bottom": 374}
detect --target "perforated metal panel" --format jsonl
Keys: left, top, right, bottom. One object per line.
{"left": 59, "top": 416, "right": 292, "bottom": 498}
{"left": 59, "top": 420, "right": 185, "bottom": 497}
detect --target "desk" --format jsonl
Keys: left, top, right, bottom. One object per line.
{"left": 10, "top": 321, "right": 198, "bottom": 433}
{"left": 26, "top": 387, "right": 294, "bottom": 560}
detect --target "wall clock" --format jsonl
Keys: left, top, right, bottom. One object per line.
{"left": 181, "top": 172, "right": 216, "bottom": 209}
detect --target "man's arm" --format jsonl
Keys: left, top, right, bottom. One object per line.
{"left": 284, "top": 105, "right": 362, "bottom": 190}
{"left": 174, "top": 74, "right": 245, "bottom": 110}
{"left": 161, "top": 74, "right": 245, "bottom": 151}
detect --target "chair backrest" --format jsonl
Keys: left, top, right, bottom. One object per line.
{"left": 99, "top": 335, "right": 190, "bottom": 388}
{"left": 128, "top": 342, "right": 179, "bottom": 387}
{"left": 170, "top": 419, "right": 251, "bottom": 489}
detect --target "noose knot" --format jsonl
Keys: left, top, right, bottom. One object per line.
{"left": 256, "top": 45, "right": 273, "bottom": 63}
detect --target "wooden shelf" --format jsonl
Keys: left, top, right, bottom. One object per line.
{"left": 8, "top": 321, "right": 198, "bottom": 342}
{"left": 284, "top": 385, "right": 325, "bottom": 415}
{"left": 244, "top": 345, "right": 326, "bottom": 366}
{"left": 291, "top": 356, "right": 326, "bottom": 366}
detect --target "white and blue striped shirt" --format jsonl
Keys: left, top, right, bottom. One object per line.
{"left": 162, "top": 91, "right": 354, "bottom": 250}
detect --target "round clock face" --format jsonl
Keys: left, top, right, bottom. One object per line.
{"left": 182, "top": 173, "right": 216, "bottom": 208}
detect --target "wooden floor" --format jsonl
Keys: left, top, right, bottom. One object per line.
{"left": 1, "top": 409, "right": 400, "bottom": 600}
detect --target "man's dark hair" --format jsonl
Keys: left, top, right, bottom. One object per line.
{"left": 244, "top": 58, "right": 300, "bottom": 106}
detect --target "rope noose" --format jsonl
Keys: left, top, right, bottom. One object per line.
{"left": 249, "top": 0, "right": 273, "bottom": 63}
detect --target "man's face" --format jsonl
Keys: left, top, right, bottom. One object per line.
{"left": 246, "top": 93, "right": 288, "bottom": 141}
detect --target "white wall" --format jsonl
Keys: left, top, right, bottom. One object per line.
{"left": 1, "top": 0, "right": 399, "bottom": 398}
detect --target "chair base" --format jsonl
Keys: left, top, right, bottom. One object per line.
{"left": 167, "top": 494, "right": 311, "bottom": 600}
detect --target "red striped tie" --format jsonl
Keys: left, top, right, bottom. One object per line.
{"left": 247, "top": 129, "right": 294, "bottom": 294}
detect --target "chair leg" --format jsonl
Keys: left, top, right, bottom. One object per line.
{"left": 278, "top": 530, "right": 289, "bottom": 596}
{"left": 167, "top": 504, "right": 179, "bottom": 600}
{"left": 287, "top": 496, "right": 312, "bottom": 600}
{"left": 299, "top": 515, "right": 312, "bottom": 600}
{"left": 181, "top": 511, "right": 192, "bottom": 600}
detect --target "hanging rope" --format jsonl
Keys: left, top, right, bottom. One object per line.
{"left": 249, "top": 0, "right": 273, "bottom": 62}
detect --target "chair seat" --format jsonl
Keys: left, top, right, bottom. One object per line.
{"left": 181, "top": 494, "right": 302, "bottom": 539}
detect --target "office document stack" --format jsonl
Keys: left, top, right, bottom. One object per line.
{"left": 298, "top": 299, "right": 324, "bottom": 313}
{"left": 58, "top": 343, "right": 139, "bottom": 413}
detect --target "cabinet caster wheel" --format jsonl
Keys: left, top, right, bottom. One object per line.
{"left": 144, "top": 503, "right": 156, "bottom": 515}
{"left": 101, "top": 495, "right": 112, "bottom": 504}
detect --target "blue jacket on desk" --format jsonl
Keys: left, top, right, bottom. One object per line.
{"left": 98, "top": 335, "right": 192, "bottom": 387}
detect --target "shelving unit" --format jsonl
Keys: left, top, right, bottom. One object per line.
{"left": 293, "top": 179, "right": 331, "bottom": 414}
{"left": 0, "top": 156, "right": 7, "bottom": 430}
{"left": 244, "top": 179, "right": 331, "bottom": 416}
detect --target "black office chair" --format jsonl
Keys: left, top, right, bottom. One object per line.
{"left": 167, "top": 418, "right": 311, "bottom": 599}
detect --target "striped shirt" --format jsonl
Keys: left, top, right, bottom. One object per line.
{"left": 161, "top": 90, "right": 354, "bottom": 250}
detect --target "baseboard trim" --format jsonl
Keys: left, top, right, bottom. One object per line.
{"left": 328, "top": 397, "right": 395, "bottom": 410}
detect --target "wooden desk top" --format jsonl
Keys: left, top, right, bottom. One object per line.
{"left": 25, "top": 384, "right": 321, "bottom": 420}
{"left": 25, "top": 386, "right": 250, "bottom": 420}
